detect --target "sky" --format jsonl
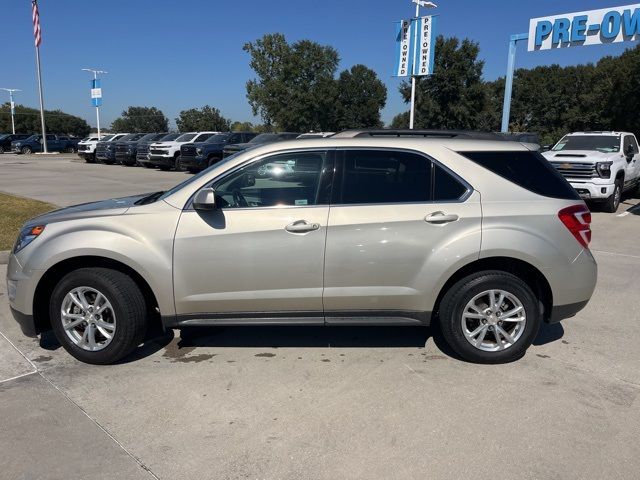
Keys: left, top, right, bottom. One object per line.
{"left": 1, "top": 0, "right": 636, "bottom": 129}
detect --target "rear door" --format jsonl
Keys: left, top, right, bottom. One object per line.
{"left": 322, "top": 148, "right": 482, "bottom": 324}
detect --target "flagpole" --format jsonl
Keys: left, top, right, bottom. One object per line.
{"left": 32, "top": 0, "right": 48, "bottom": 153}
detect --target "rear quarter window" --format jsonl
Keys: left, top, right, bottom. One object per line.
{"left": 459, "top": 151, "right": 580, "bottom": 200}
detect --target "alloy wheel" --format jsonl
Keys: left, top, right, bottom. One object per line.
{"left": 60, "top": 286, "right": 116, "bottom": 351}
{"left": 461, "top": 289, "right": 527, "bottom": 352}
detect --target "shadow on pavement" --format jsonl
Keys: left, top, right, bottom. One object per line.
{"left": 533, "top": 322, "right": 564, "bottom": 346}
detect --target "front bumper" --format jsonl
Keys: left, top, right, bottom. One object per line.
{"left": 568, "top": 180, "right": 615, "bottom": 200}
{"left": 96, "top": 152, "right": 116, "bottom": 162}
{"left": 10, "top": 306, "right": 37, "bottom": 337}
{"left": 116, "top": 152, "right": 136, "bottom": 164}
{"left": 149, "top": 155, "right": 174, "bottom": 167}
{"left": 179, "top": 155, "right": 206, "bottom": 169}
{"left": 7, "top": 253, "right": 44, "bottom": 336}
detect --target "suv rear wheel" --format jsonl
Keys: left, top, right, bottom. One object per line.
{"left": 439, "top": 271, "right": 541, "bottom": 364}
{"left": 21, "top": 146, "right": 32, "bottom": 155}
{"left": 49, "top": 268, "right": 148, "bottom": 364}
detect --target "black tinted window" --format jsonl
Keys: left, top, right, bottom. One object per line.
{"left": 434, "top": 165, "right": 468, "bottom": 200}
{"left": 460, "top": 151, "right": 579, "bottom": 200}
{"left": 341, "top": 150, "right": 431, "bottom": 204}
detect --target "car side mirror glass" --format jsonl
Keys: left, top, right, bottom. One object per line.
{"left": 193, "top": 187, "right": 216, "bottom": 210}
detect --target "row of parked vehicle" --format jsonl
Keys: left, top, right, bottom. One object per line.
{"left": 75, "top": 131, "right": 329, "bottom": 172}
{"left": 0, "top": 133, "right": 81, "bottom": 154}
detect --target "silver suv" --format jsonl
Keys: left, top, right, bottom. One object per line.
{"left": 7, "top": 135, "right": 597, "bottom": 364}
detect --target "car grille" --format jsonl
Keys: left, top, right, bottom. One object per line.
{"left": 78, "top": 144, "right": 91, "bottom": 152}
{"left": 149, "top": 148, "right": 167, "bottom": 155}
{"left": 137, "top": 144, "right": 150, "bottom": 158}
{"left": 95, "top": 144, "right": 108, "bottom": 155}
{"left": 181, "top": 145, "right": 196, "bottom": 158}
{"left": 550, "top": 162, "right": 598, "bottom": 179}
{"left": 115, "top": 143, "right": 128, "bottom": 154}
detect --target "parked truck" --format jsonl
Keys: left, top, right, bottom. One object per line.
{"left": 543, "top": 131, "right": 640, "bottom": 212}
{"left": 11, "top": 134, "right": 77, "bottom": 154}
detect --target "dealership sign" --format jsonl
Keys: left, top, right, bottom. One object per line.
{"left": 529, "top": 4, "right": 640, "bottom": 51}
{"left": 394, "top": 15, "right": 437, "bottom": 77}
{"left": 91, "top": 79, "right": 102, "bottom": 107}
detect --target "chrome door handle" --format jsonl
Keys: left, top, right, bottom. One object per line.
{"left": 425, "top": 212, "right": 459, "bottom": 224}
{"left": 285, "top": 220, "right": 320, "bottom": 233}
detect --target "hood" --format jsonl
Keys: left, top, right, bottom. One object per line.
{"left": 25, "top": 193, "right": 149, "bottom": 227}
{"left": 543, "top": 150, "right": 618, "bottom": 162}
{"left": 151, "top": 141, "right": 174, "bottom": 147}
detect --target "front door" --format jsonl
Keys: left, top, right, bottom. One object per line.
{"left": 173, "top": 149, "right": 334, "bottom": 322}
{"left": 623, "top": 135, "right": 640, "bottom": 189}
{"left": 323, "top": 149, "right": 482, "bottom": 324}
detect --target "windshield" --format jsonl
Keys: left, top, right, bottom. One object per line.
{"left": 118, "top": 134, "right": 138, "bottom": 142}
{"left": 553, "top": 135, "right": 621, "bottom": 153}
{"left": 249, "top": 134, "right": 277, "bottom": 144}
{"left": 205, "top": 133, "right": 232, "bottom": 144}
{"left": 137, "top": 133, "right": 157, "bottom": 142}
{"left": 158, "top": 133, "right": 180, "bottom": 142}
{"left": 176, "top": 133, "right": 197, "bottom": 142}
{"left": 97, "top": 135, "right": 114, "bottom": 141}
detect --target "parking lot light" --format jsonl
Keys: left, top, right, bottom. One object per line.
{"left": 0, "top": 88, "right": 22, "bottom": 134}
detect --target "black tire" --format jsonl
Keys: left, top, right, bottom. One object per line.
{"left": 84, "top": 154, "right": 96, "bottom": 164}
{"left": 21, "top": 146, "right": 32, "bottom": 155}
{"left": 174, "top": 154, "right": 183, "bottom": 171}
{"left": 0, "top": 146, "right": 4, "bottom": 154}
{"left": 604, "top": 179, "right": 622, "bottom": 213}
{"left": 49, "top": 268, "right": 148, "bottom": 365}
{"left": 438, "top": 271, "right": 541, "bottom": 364}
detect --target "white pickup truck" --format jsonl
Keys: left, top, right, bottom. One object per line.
{"left": 77, "top": 133, "right": 127, "bottom": 163}
{"left": 145, "top": 131, "right": 218, "bottom": 170}
{"left": 543, "top": 131, "right": 640, "bottom": 212}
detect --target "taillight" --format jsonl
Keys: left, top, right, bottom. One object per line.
{"left": 558, "top": 205, "right": 592, "bottom": 249}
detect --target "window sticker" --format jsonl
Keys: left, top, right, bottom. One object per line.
{"left": 295, "top": 199, "right": 308, "bottom": 206}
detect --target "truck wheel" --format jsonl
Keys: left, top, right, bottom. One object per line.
{"left": 21, "top": 146, "right": 32, "bottom": 155}
{"left": 174, "top": 154, "right": 183, "bottom": 172}
{"left": 0, "top": 146, "right": 4, "bottom": 154}
{"left": 604, "top": 179, "right": 622, "bottom": 213}
{"left": 85, "top": 154, "right": 96, "bottom": 164}
{"left": 49, "top": 268, "right": 148, "bottom": 365}
{"left": 438, "top": 271, "right": 541, "bottom": 364}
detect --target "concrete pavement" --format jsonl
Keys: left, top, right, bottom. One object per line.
{"left": 1, "top": 154, "right": 639, "bottom": 479}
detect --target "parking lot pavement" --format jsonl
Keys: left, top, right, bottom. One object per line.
{"left": 1, "top": 155, "right": 640, "bottom": 479}
{"left": 0, "top": 153, "right": 190, "bottom": 207}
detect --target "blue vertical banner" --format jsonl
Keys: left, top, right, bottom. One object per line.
{"left": 394, "top": 19, "right": 413, "bottom": 77}
{"left": 414, "top": 15, "right": 437, "bottom": 76}
{"left": 91, "top": 79, "right": 102, "bottom": 107}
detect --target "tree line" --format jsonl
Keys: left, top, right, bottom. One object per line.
{"left": 4, "top": 33, "right": 638, "bottom": 143}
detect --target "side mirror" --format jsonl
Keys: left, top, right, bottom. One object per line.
{"left": 625, "top": 145, "right": 635, "bottom": 161}
{"left": 193, "top": 187, "right": 216, "bottom": 210}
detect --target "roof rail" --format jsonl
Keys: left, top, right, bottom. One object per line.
{"left": 332, "top": 129, "right": 506, "bottom": 140}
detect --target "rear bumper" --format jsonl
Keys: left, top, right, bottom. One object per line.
{"left": 547, "top": 300, "right": 590, "bottom": 324}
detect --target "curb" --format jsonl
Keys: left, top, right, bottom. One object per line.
{"left": 0, "top": 250, "right": 9, "bottom": 265}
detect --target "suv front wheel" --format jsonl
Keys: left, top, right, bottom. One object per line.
{"left": 439, "top": 271, "right": 541, "bottom": 364}
{"left": 49, "top": 268, "right": 148, "bottom": 364}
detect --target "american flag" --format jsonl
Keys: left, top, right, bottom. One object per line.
{"left": 32, "top": 0, "right": 42, "bottom": 47}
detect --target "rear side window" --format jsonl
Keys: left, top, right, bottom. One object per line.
{"left": 459, "top": 151, "right": 579, "bottom": 200}
{"left": 340, "top": 150, "right": 431, "bottom": 204}
{"left": 434, "top": 165, "right": 468, "bottom": 201}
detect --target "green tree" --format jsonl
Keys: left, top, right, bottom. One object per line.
{"left": 230, "top": 121, "right": 254, "bottom": 132}
{"left": 0, "top": 103, "right": 90, "bottom": 137}
{"left": 176, "top": 105, "right": 231, "bottom": 132}
{"left": 110, "top": 106, "right": 168, "bottom": 132}
{"left": 244, "top": 33, "right": 340, "bottom": 132}
{"left": 397, "top": 36, "right": 490, "bottom": 130}
{"left": 335, "top": 65, "right": 387, "bottom": 130}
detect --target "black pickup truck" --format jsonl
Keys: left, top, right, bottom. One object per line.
{"left": 115, "top": 133, "right": 167, "bottom": 166}
{"left": 179, "top": 132, "right": 257, "bottom": 173}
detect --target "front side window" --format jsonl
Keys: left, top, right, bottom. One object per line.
{"left": 339, "top": 150, "right": 432, "bottom": 204}
{"left": 624, "top": 135, "right": 639, "bottom": 154}
{"left": 212, "top": 151, "right": 328, "bottom": 209}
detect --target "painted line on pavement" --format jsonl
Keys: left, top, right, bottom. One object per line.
{"left": 592, "top": 249, "right": 640, "bottom": 260}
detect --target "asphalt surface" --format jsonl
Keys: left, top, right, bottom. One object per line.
{"left": 1, "top": 153, "right": 640, "bottom": 480}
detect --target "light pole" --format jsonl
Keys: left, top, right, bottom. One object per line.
{"left": 81, "top": 68, "right": 107, "bottom": 139}
{"left": 409, "top": 0, "right": 437, "bottom": 129}
{"left": 1, "top": 88, "right": 22, "bottom": 134}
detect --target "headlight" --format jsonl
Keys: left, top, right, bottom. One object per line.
{"left": 196, "top": 148, "right": 203, "bottom": 155}
{"left": 15, "top": 143, "right": 21, "bottom": 147}
{"left": 596, "top": 161, "right": 612, "bottom": 178}
{"left": 14, "top": 225, "right": 46, "bottom": 253}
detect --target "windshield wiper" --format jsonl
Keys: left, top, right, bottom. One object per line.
{"left": 135, "top": 191, "right": 165, "bottom": 205}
